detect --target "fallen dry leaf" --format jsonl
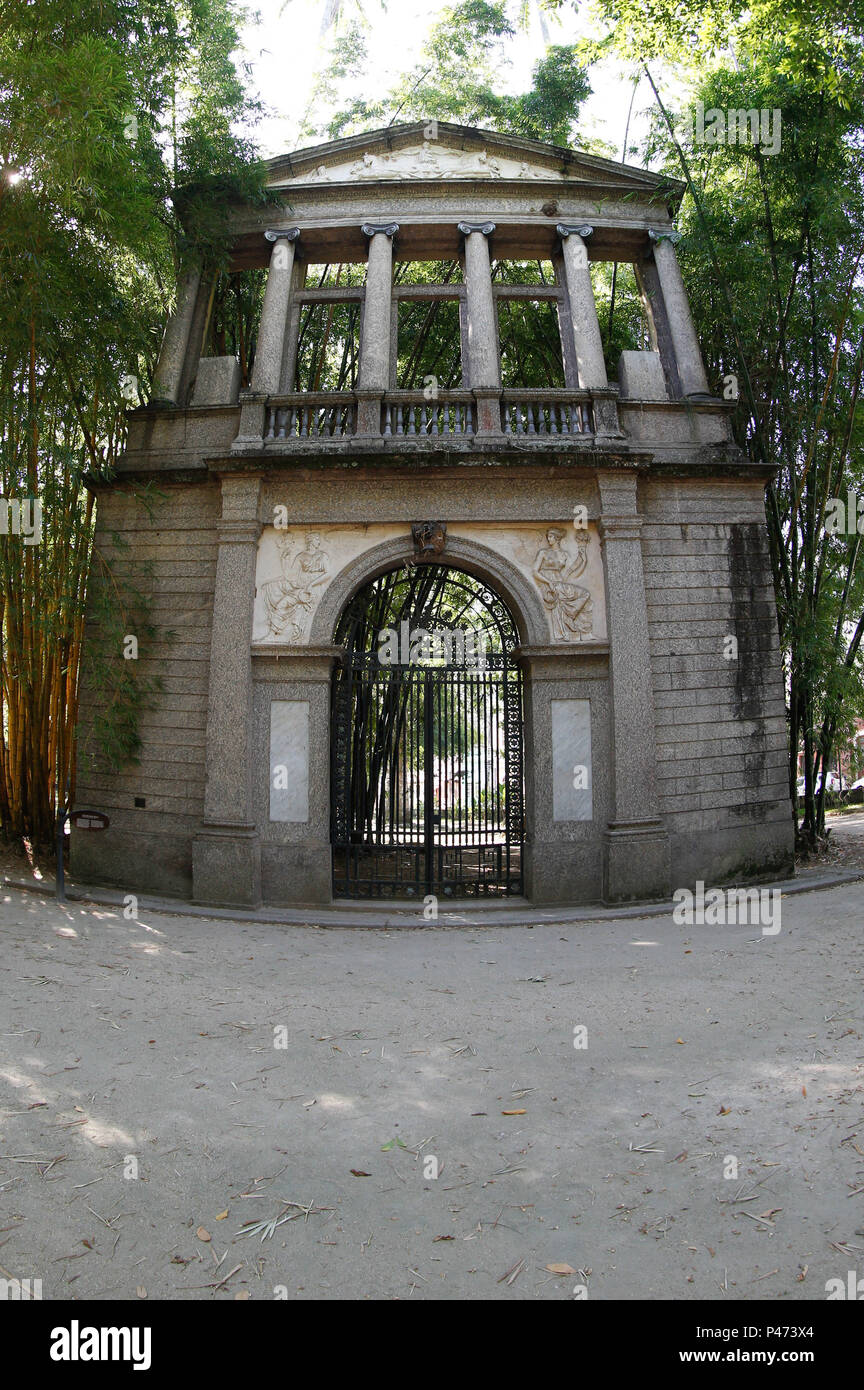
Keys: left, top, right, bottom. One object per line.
{"left": 675, "top": 1038, "right": 685, "bottom": 1045}
{"left": 350, "top": 1169, "right": 371, "bottom": 1177}
{"left": 433, "top": 1235, "right": 455, "bottom": 1242}
{"left": 215, "top": 1210, "right": 229, "bottom": 1221}
{"left": 718, "top": 1106, "right": 731, "bottom": 1115}
{"left": 136, "top": 1287, "right": 147, "bottom": 1299}
{"left": 196, "top": 1226, "right": 211, "bottom": 1242}
{"left": 545, "top": 1262, "right": 577, "bottom": 1276}
{"left": 501, "top": 1109, "right": 526, "bottom": 1116}
{"left": 234, "top": 1291, "right": 250, "bottom": 1300}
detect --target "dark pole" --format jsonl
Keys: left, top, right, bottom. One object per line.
{"left": 424, "top": 670, "right": 435, "bottom": 896}
{"left": 55, "top": 777, "right": 69, "bottom": 904}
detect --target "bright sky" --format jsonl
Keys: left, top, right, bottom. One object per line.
{"left": 238, "top": 0, "right": 664, "bottom": 162}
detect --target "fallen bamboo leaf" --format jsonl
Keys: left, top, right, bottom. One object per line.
{"left": 497, "top": 1256, "right": 525, "bottom": 1285}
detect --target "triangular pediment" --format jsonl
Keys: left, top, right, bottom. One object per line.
{"left": 266, "top": 122, "right": 679, "bottom": 199}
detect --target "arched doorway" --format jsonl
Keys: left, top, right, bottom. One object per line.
{"left": 331, "top": 563, "right": 525, "bottom": 898}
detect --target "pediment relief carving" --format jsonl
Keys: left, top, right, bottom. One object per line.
{"left": 271, "top": 140, "right": 570, "bottom": 186}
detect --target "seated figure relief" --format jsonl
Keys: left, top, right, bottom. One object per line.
{"left": 257, "top": 531, "right": 330, "bottom": 642}
{"left": 532, "top": 527, "right": 595, "bottom": 641}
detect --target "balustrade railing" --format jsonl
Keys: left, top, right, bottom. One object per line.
{"left": 382, "top": 391, "right": 475, "bottom": 438}
{"left": 502, "top": 390, "right": 592, "bottom": 436}
{"left": 265, "top": 392, "right": 356, "bottom": 440}
{"left": 260, "top": 389, "right": 594, "bottom": 443}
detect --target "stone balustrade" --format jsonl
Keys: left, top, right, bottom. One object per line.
{"left": 502, "top": 390, "right": 592, "bottom": 437}
{"left": 265, "top": 392, "right": 356, "bottom": 440}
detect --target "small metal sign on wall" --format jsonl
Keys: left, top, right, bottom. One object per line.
{"left": 69, "top": 810, "right": 110, "bottom": 831}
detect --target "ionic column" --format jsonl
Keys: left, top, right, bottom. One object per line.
{"left": 152, "top": 262, "right": 202, "bottom": 406}
{"left": 557, "top": 224, "right": 620, "bottom": 437}
{"left": 648, "top": 229, "right": 710, "bottom": 397}
{"left": 557, "top": 224, "right": 607, "bottom": 389}
{"left": 193, "top": 473, "right": 262, "bottom": 906}
{"left": 356, "top": 222, "right": 399, "bottom": 434}
{"left": 458, "top": 221, "right": 501, "bottom": 434}
{"left": 236, "top": 228, "right": 300, "bottom": 443}
{"left": 598, "top": 470, "right": 670, "bottom": 902}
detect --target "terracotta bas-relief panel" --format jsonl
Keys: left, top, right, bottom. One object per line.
{"left": 252, "top": 522, "right": 607, "bottom": 645}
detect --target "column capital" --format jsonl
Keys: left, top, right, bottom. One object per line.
{"left": 361, "top": 222, "right": 399, "bottom": 238}
{"left": 264, "top": 227, "right": 300, "bottom": 243}
{"left": 557, "top": 223, "right": 594, "bottom": 239}
{"left": 597, "top": 469, "right": 639, "bottom": 517}
{"left": 599, "top": 517, "right": 644, "bottom": 544}
{"left": 457, "top": 221, "right": 496, "bottom": 236}
{"left": 648, "top": 227, "right": 682, "bottom": 246}
{"left": 215, "top": 518, "right": 261, "bottom": 546}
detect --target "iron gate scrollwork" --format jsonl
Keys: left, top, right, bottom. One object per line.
{"left": 331, "top": 564, "right": 525, "bottom": 898}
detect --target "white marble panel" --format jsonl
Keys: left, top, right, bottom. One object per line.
{"left": 551, "top": 699, "right": 592, "bottom": 821}
{"left": 269, "top": 700, "right": 309, "bottom": 823}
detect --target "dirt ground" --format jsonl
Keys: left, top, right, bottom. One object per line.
{"left": 1, "top": 874, "right": 863, "bottom": 1302}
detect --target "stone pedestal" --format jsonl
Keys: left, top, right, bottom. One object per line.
{"left": 598, "top": 471, "right": 670, "bottom": 903}
{"left": 192, "top": 355, "right": 241, "bottom": 407}
{"left": 193, "top": 474, "right": 263, "bottom": 906}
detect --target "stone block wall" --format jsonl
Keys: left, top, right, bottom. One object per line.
{"left": 71, "top": 480, "right": 219, "bottom": 896}
{"left": 641, "top": 476, "right": 794, "bottom": 885}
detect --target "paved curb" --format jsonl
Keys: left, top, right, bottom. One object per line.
{"left": 3, "top": 865, "right": 863, "bottom": 929}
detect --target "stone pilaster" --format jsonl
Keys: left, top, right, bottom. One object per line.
{"left": 236, "top": 228, "right": 300, "bottom": 442}
{"left": 252, "top": 645, "right": 344, "bottom": 905}
{"left": 648, "top": 229, "right": 711, "bottom": 398}
{"left": 151, "top": 263, "right": 202, "bottom": 406}
{"left": 193, "top": 474, "right": 262, "bottom": 906}
{"left": 357, "top": 222, "right": 399, "bottom": 434}
{"left": 598, "top": 470, "right": 670, "bottom": 902}
{"left": 458, "top": 221, "right": 501, "bottom": 434}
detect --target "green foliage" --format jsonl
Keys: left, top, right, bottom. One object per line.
{"left": 0, "top": 0, "right": 265, "bottom": 842}
{"left": 304, "top": 1, "right": 589, "bottom": 143}
{"left": 590, "top": 1, "right": 864, "bottom": 841}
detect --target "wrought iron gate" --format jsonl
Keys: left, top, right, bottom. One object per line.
{"left": 331, "top": 565, "right": 524, "bottom": 898}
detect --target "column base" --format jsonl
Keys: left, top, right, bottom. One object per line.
{"left": 602, "top": 820, "right": 670, "bottom": 904}
{"left": 472, "top": 388, "right": 501, "bottom": 435}
{"left": 193, "top": 824, "right": 262, "bottom": 907}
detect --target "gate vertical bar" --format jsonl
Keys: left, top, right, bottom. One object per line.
{"left": 424, "top": 669, "right": 435, "bottom": 895}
